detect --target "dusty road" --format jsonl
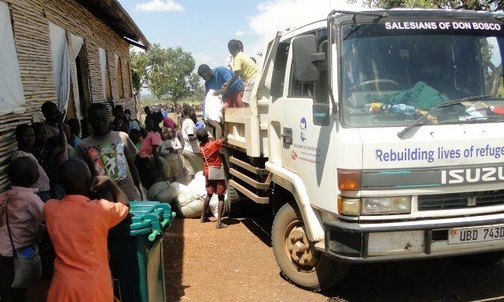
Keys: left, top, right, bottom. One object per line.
{"left": 163, "top": 200, "right": 504, "bottom": 302}
{"left": 24, "top": 200, "right": 504, "bottom": 301}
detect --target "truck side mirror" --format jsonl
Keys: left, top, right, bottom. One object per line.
{"left": 291, "top": 35, "right": 325, "bottom": 83}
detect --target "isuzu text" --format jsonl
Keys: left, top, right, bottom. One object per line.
{"left": 221, "top": 9, "right": 504, "bottom": 291}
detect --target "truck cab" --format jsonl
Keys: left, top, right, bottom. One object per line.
{"left": 223, "top": 9, "right": 504, "bottom": 291}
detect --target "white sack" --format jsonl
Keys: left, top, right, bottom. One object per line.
{"left": 170, "top": 182, "right": 190, "bottom": 193}
{"left": 204, "top": 89, "right": 223, "bottom": 123}
{"left": 147, "top": 181, "right": 178, "bottom": 204}
{"left": 187, "top": 171, "right": 207, "bottom": 196}
{"left": 175, "top": 191, "right": 205, "bottom": 218}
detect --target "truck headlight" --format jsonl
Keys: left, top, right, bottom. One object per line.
{"left": 338, "top": 197, "right": 360, "bottom": 216}
{"left": 361, "top": 197, "right": 411, "bottom": 215}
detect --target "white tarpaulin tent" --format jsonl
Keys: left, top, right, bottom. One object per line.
{"left": 49, "top": 23, "right": 84, "bottom": 113}
{"left": 49, "top": 22, "right": 70, "bottom": 112}
{"left": 0, "top": 2, "right": 26, "bottom": 116}
{"left": 71, "top": 33, "right": 83, "bottom": 106}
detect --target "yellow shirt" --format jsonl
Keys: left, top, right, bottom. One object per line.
{"left": 233, "top": 52, "right": 258, "bottom": 82}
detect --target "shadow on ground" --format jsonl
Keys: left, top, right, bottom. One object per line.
{"left": 231, "top": 199, "right": 274, "bottom": 247}
{"left": 324, "top": 258, "right": 504, "bottom": 302}
{"left": 230, "top": 200, "right": 504, "bottom": 302}
{"left": 163, "top": 199, "right": 504, "bottom": 302}
{"left": 163, "top": 219, "right": 186, "bottom": 301}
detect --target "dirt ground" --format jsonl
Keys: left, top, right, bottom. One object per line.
{"left": 20, "top": 199, "right": 504, "bottom": 302}
{"left": 163, "top": 204, "right": 325, "bottom": 302}
{"left": 163, "top": 200, "right": 504, "bottom": 302}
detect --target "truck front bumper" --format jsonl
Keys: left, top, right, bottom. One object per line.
{"left": 324, "top": 213, "right": 504, "bottom": 263}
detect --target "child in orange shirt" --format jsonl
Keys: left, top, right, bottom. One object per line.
{"left": 44, "top": 159, "right": 129, "bottom": 302}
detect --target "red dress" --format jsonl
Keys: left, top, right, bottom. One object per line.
{"left": 200, "top": 140, "right": 226, "bottom": 195}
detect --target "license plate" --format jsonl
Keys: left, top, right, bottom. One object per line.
{"left": 448, "top": 225, "right": 504, "bottom": 244}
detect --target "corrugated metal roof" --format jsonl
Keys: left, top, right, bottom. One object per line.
{"left": 75, "top": 0, "right": 150, "bottom": 49}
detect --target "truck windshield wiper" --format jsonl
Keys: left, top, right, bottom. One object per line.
{"left": 397, "top": 95, "right": 491, "bottom": 138}
{"left": 338, "top": 10, "right": 388, "bottom": 40}
{"left": 334, "top": 10, "right": 389, "bottom": 19}
{"left": 343, "top": 24, "right": 363, "bottom": 40}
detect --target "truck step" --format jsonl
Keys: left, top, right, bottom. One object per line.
{"left": 229, "top": 168, "right": 270, "bottom": 190}
{"left": 230, "top": 156, "right": 269, "bottom": 175}
{"left": 229, "top": 180, "right": 270, "bottom": 204}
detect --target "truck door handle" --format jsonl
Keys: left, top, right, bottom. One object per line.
{"left": 282, "top": 128, "right": 293, "bottom": 145}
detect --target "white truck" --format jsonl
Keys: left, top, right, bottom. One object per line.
{"left": 221, "top": 9, "right": 504, "bottom": 291}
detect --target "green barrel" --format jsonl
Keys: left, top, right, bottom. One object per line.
{"left": 108, "top": 201, "right": 175, "bottom": 302}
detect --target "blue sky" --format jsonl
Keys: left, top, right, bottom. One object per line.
{"left": 117, "top": 0, "right": 364, "bottom": 71}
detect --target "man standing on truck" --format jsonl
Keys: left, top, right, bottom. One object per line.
{"left": 223, "top": 39, "right": 258, "bottom": 106}
{"left": 197, "top": 64, "right": 244, "bottom": 108}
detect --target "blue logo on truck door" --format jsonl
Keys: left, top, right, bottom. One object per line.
{"left": 300, "top": 117, "right": 307, "bottom": 142}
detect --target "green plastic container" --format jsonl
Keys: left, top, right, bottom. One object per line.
{"left": 108, "top": 201, "right": 175, "bottom": 302}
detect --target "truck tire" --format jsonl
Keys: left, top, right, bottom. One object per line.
{"left": 272, "top": 203, "right": 349, "bottom": 292}
{"left": 226, "top": 185, "right": 240, "bottom": 203}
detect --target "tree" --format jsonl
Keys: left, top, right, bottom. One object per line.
{"left": 188, "top": 73, "right": 205, "bottom": 100}
{"left": 130, "top": 44, "right": 202, "bottom": 103}
{"left": 130, "top": 50, "right": 144, "bottom": 104}
{"left": 349, "top": 0, "right": 504, "bottom": 10}
{"left": 130, "top": 44, "right": 167, "bottom": 101}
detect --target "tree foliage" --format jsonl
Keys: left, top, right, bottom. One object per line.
{"left": 349, "top": 0, "right": 504, "bottom": 10}
{"left": 130, "top": 43, "right": 202, "bottom": 102}
{"left": 130, "top": 49, "right": 146, "bottom": 103}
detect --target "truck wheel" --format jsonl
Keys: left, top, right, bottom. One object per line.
{"left": 456, "top": 251, "right": 504, "bottom": 265}
{"left": 226, "top": 186, "right": 240, "bottom": 203}
{"left": 272, "top": 203, "right": 349, "bottom": 292}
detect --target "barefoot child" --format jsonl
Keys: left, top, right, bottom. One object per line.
{"left": 196, "top": 129, "right": 227, "bottom": 229}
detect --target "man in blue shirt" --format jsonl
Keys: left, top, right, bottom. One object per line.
{"left": 198, "top": 64, "right": 244, "bottom": 108}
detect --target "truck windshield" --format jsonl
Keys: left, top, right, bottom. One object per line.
{"left": 340, "top": 21, "right": 504, "bottom": 127}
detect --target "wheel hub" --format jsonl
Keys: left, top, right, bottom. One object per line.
{"left": 286, "top": 226, "right": 317, "bottom": 267}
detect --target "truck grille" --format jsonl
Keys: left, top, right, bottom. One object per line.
{"left": 418, "top": 190, "right": 504, "bottom": 211}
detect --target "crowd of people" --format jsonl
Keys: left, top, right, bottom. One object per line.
{"left": 0, "top": 37, "right": 253, "bottom": 301}
{"left": 0, "top": 99, "right": 227, "bottom": 301}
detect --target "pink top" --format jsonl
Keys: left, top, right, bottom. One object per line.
{"left": 137, "top": 131, "right": 162, "bottom": 158}
{"left": 11, "top": 150, "right": 50, "bottom": 192}
{"left": 163, "top": 117, "right": 175, "bottom": 128}
{"left": 0, "top": 186, "right": 44, "bottom": 257}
